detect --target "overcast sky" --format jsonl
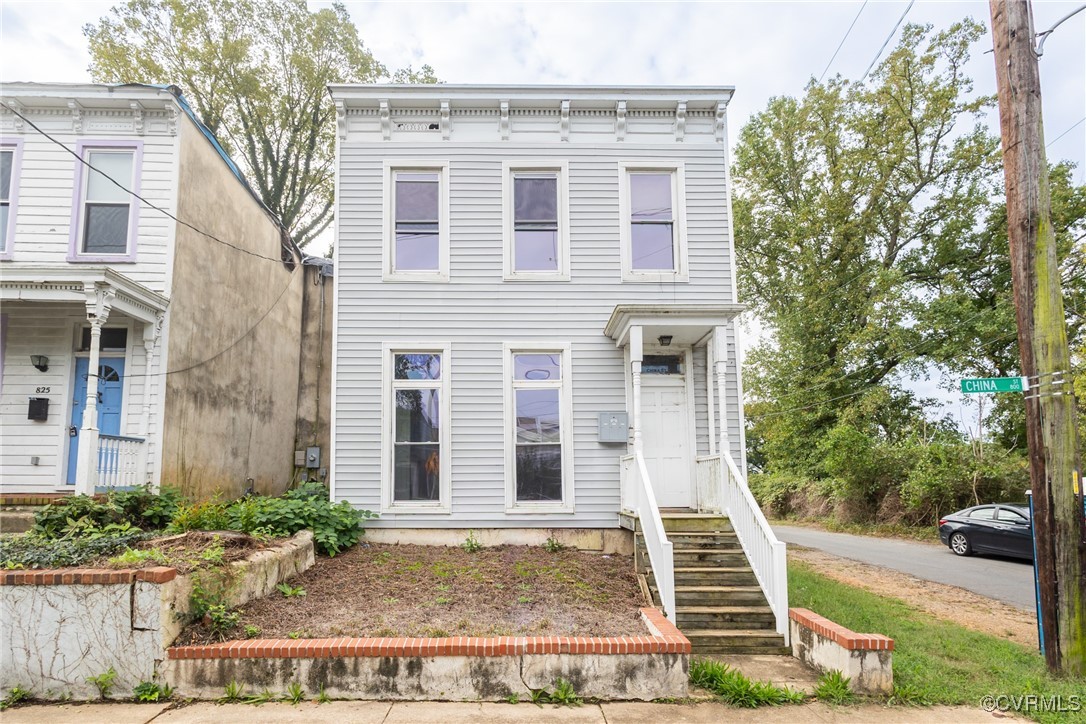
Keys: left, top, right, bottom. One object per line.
{"left": 1, "top": 0, "right": 1083, "bottom": 428}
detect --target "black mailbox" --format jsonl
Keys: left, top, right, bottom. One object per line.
{"left": 28, "top": 397, "right": 49, "bottom": 421}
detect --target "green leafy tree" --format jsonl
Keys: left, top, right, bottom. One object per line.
{"left": 735, "top": 20, "right": 1000, "bottom": 475}
{"left": 85, "top": 0, "right": 438, "bottom": 247}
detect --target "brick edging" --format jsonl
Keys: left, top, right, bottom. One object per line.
{"left": 169, "top": 607, "right": 690, "bottom": 660}
{"left": 789, "top": 607, "right": 894, "bottom": 651}
{"left": 0, "top": 566, "right": 177, "bottom": 586}
{"left": 1, "top": 493, "right": 75, "bottom": 506}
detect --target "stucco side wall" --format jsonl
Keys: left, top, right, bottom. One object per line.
{"left": 162, "top": 116, "right": 303, "bottom": 499}
{"left": 294, "top": 262, "right": 333, "bottom": 478}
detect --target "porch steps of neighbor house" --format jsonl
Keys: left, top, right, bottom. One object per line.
{"left": 0, "top": 494, "right": 71, "bottom": 534}
{"left": 623, "top": 511, "right": 790, "bottom": 655}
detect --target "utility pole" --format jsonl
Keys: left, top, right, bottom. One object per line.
{"left": 989, "top": 0, "right": 1086, "bottom": 674}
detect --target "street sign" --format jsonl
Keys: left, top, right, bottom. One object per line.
{"left": 960, "top": 376, "right": 1028, "bottom": 393}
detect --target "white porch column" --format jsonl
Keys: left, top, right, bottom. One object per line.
{"left": 75, "top": 284, "right": 114, "bottom": 496}
{"left": 713, "top": 326, "right": 729, "bottom": 458}
{"left": 139, "top": 315, "right": 163, "bottom": 486}
{"left": 630, "top": 325, "right": 644, "bottom": 455}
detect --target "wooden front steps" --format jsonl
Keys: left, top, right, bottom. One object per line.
{"left": 626, "top": 511, "right": 789, "bottom": 655}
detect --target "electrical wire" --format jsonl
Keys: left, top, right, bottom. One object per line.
{"left": 819, "top": 0, "right": 869, "bottom": 82}
{"left": 859, "top": 0, "right": 915, "bottom": 83}
{"left": 1046, "top": 116, "right": 1085, "bottom": 148}
{"left": 0, "top": 101, "right": 290, "bottom": 265}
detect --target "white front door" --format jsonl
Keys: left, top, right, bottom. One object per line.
{"left": 640, "top": 353, "right": 693, "bottom": 508}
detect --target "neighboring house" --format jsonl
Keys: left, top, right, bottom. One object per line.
{"left": 329, "top": 85, "right": 789, "bottom": 649}
{"left": 0, "top": 82, "right": 306, "bottom": 500}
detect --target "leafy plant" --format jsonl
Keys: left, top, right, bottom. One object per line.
{"left": 284, "top": 682, "right": 305, "bottom": 705}
{"left": 517, "top": 596, "right": 533, "bottom": 604}
{"left": 316, "top": 684, "right": 331, "bottom": 704}
{"left": 108, "top": 547, "right": 169, "bottom": 567}
{"left": 133, "top": 680, "right": 173, "bottom": 703}
{"left": 277, "top": 582, "right": 307, "bottom": 597}
{"left": 203, "top": 604, "right": 241, "bottom": 640}
{"left": 220, "top": 681, "right": 244, "bottom": 703}
{"left": 689, "top": 659, "right": 804, "bottom": 707}
{"left": 200, "top": 543, "right": 226, "bottom": 565}
{"left": 461, "top": 530, "right": 482, "bottom": 553}
{"left": 549, "top": 678, "right": 582, "bottom": 706}
{"left": 506, "top": 692, "right": 520, "bottom": 704}
{"left": 222, "top": 486, "right": 376, "bottom": 556}
{"left": 33, "top": 496, "right": 126, "bottom": 538}
{"left": 543, "top": 536, "right": 564, "bottom": 553}
{"left": 243, "top": 688, "right": 276, "bottom": 705}
{"left": 287, "top": 631, "right": 303, "bottom": 639}
{"left": 244, "top": 624, "right": 262, "bottom": 639}
{"left": 0, "top": 686, "right": 31, "bottom": 711}
{"left": 86, "top": 667, "right": 117, "bottom": 700}
{"left": 1, "top": 531, "right": 149, "bottom": 569}
{"left": 113, "top": 485, "right": 183, "bottom": 529}
{"left": 168, "top": 499, "right": 231, "bottom": 533}
{"left": 814, "top": 669, "right": 854, "bottom": 704}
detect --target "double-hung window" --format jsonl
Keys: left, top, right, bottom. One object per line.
{"left": 505, "top": 343, "right": 573, "bottom": 512}
{"left": 503, "top": 161, "right": 569, "bottom": 280}
{"left": 0, "top": 140, "right": 22, "bottom": 259}
{"left": 384, "top": 161, "right": 449, "bottom": 281}
{"left": 70, "top": 142, "right": 142, "bottom": 261}
{"left": 383, "top": 345, "right": 451, "bottom": 511}
{"left": 619, "top": 161, "right": 688, "bottom": 281}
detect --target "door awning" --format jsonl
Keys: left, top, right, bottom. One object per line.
{"left": 604, "top": 303, "right": 746, "bottom": 348}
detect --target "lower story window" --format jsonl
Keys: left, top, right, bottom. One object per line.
{"left": 507, "top": 346, "right": 572, "bottom": 509}
{"left": 386, "top": 348, "right": 448, "bottom": 508}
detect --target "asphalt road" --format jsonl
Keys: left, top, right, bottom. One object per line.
{"left": 772, "top": 525, "right": 1037, "bottom": 611}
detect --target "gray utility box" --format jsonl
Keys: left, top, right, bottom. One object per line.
{"left": 598, "top": 412, "right": 629, "bottom": 443}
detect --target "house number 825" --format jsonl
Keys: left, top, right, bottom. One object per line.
{"left": 35, "top": 387, "right": 51, "bottom": 394}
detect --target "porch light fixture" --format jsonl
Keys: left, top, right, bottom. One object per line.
{"left": 657, "top": 335, "right": 673, "bottom": 347}
{"left": 30, "top": 355, "right": 49, "bottom": 372}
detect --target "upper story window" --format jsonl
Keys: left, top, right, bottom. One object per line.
{"left": 384, "top": 161, "right": 449, "bottom": 281}
{"left": 619, "top": 161, "right": 688, "bottom": 282}
{"left": 503, "top": 161, "right": 570, "bottom": 280}
{"left": 69, "top": 141, "right": 143, "bottom": 262}
{"left": 0, "top": 140, "right": 22, "bottom": 260}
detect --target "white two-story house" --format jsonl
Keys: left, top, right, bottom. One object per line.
{"left": 329, "top": 85, "right": 789, "bottom": 651}
{"left": 0, "top": 82, "right": 305, "bottom": 500}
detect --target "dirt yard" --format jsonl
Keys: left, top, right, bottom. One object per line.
{"left": 789, "top": 546, "right": 1039, "bottom": 648}
{"left": 177, "top": 542, "right": 647, "bottom": 644}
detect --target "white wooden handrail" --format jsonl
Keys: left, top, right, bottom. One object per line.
{"left": 620, "top": 452, "right": 676, "bottom": 620}
{"left": 719, "top": 451, "right": 789, "bottom": 642}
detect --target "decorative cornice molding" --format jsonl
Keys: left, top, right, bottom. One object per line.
{"left": 379, "top": 99, "right": 390, "bottom": 140}
{"left": 334, "top": 99, "right": 347, "bottom": 141}
{"left": 715, "top": 102, "right": 727, "bottom": 142}
{"left": 615, "top": 101, "right": 626, "bottom": 142}
{"left": 67, "top": 99, "right": 83, "bottom": 134}
{"left": 499, "top": 100, "right": 510, "bottom": 141}
{"left": 559, "top": 100, "right": 570, "bottom": 142}
{"left": 440, "top": 100, "right": 450, "bottom": 140}
{"left": 675, "top": 101, "right": 686, "bottom": 142}
{"left": 130, "top": 101, "right": 144, "bottom": 135}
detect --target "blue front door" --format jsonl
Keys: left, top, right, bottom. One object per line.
{"left": 66, "top": 357, "right": 125, "bottom": 485}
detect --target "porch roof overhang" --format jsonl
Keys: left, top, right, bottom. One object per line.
{"left": 604, "top": 303, "right": 747, "bottom": 348}
{"left": 0, "top": 265, "right": 169, "bottom": 324}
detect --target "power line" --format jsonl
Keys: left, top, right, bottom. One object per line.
{"left": 819, "top": 0, "right": 869, "bottom": 82}
{"left": 0, "top": 101, "right": 290, "bottom": 265}
{"left": 859, "top": 0, "right": 915, "bottom": 83}
{"left": 1047, "top": 116, "right": 1085, "bottom": 148}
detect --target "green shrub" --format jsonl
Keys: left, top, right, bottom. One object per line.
{"left": 222, "top": 488, "right": 375, "bottom": 556}
{"left": 168, "top": 498, "right": 231, "bottom": 532}
{"left": 133, "top": 680, "right": 173, "bottom": 703}
{"left": 813, "top": 669, "right": 854, "bottom": 704}
{"left": 86, "top": 667, "right": 117, "bottom": 699}
{"left": 1, "top": 532, "right": 150, "bottom": 569}
{"left": 33, "top": 496, "right": 128, "bottom": 538}
{"left": 113, "top": 486, "right": 183, "bottom": 529}
{"left": 689, "top": 659, "right": 804, "bottom": 707}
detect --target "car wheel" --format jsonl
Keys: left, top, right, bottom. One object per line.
{"left": 950, "top": 532, "right": 972, "bottom": 556}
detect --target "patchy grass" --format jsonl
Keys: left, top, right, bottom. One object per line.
{"left": 176, "top": 542, "right": 646, "bottom": 644}
{"left": 690, "top": 659, "right": 805, "bottom": 707}
{"left": 789, "top": 561, "right": 1085, "bottom": 723}
{"left": 771, "top": 517, "right": 940, "bottom": 543}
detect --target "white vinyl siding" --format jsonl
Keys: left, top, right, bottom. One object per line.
{"left": 334, "top": 144, "right": 741, "bottom": 529}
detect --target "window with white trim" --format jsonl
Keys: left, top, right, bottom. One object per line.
{"left": 503, "top": 161, "right": 569, "bottom": 279}
{"left": 384, "top": 346, "right": 450, "bottom": 510}
{"left": 77, "top": 148, "right": 138, "bottom": 256}
{"left": 619, "top": 162, "right": 688, "bottom": 282}
{"left": 505, "top": 344, "right": 573, "bottom": 510}
{"left": 384, "top": 162, "right": 449, "bottom": 281}
{"left": 0, "top": 145, "right": 16, "bottom": 254}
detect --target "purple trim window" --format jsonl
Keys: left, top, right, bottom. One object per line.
{"left": 0, "top": 138, "right": 23, "bottom": 261}
{"left": 68, "top": 139, "right": 143, "bottom": 263}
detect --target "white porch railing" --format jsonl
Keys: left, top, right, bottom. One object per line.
{"left": 621, "top": 452, "right": 676, "bottom": 620}
{"left": 97, "top": 434, "right": 147, "bottom": 489}
{"left": 695, "top": 455, "right": 723, "bottom": 513}
{"left": 701, "top": 451, "right": 789, "bottom": 642}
